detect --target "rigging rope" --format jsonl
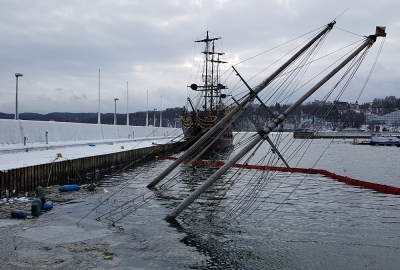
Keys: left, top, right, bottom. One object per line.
{"left": 231, "top": 26, "right": 326, "bottom": 67}
{"left": 81, "top": 27, "right": 384, "bottom": 227}
{"left": 356, "top": 36, "right": 386, "bottom": 103}
{"left": 177, "top": 34, "right": 378, "bottom": 225}
{"left": 334, "top": 26, "right": 365, "bottom": 37}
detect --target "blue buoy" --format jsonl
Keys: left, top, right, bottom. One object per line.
{"left": 11, "top": 210, "right": 26, "bottom": 219}
{"left": 43, "top": 201, "right": 53, "bottom": 210}
{"left": 59, "top": 184, "right": 80, "bottom": 192}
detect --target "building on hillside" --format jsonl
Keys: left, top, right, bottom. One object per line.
{"left": 334, "top": 100, "right": 348, "bottom": 111}
{"left": 349, "top": 102, "right": 359, "bottom": 110}
{"left": 312, "top": 100, "right": 333, "bottom": 106}
{"left": 366, "top": 110, "right": 400, "bottom": 126}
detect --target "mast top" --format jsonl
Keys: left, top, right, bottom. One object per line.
{"left": 195, "top": 31, "right": 220, "bottom": 43}
{"left": 375, "top": 26, "right": 386, "bottom": 37}
{"left": 195, "top": 37, "right": 220, "bottom": 43}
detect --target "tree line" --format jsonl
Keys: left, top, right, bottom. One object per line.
{"left": 1, "top": 96, "right": 399, "bottom": 131}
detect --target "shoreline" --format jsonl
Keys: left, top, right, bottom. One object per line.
{"left": 0, "top": 184, "right": 125, "bottom": 269}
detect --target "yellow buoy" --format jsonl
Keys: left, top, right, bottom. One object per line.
{"left": 56, "top": 153, "right": 62, "bottom": 157}
{"left": 121, "top": 146, "right": 124, "bottom": 149}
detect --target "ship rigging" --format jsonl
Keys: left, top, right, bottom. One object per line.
{"left": 181, "top": 31, "right": 233, "bottom": 154}
{"left": 83, "top": 22, "right": 387, "bottom": 226}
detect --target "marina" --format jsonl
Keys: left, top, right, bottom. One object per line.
{"left": 1, "top": 22, "right": 399, "bottom": 270}
{"left": 1, "top": 135, "right": 400, "bottom": 269}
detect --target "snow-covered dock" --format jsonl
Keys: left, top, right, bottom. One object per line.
{"left": 0, "top": 119, "right": 182, "bottom": 169}
{"left": 0, "top": 119, "right": 183, "bottom": 197}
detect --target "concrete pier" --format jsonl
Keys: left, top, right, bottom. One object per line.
{"left": 0, "top": 119, "right": 183, "bottom": 198}
{"left": 293, "top": 131, "right": 400, "bottom": 139}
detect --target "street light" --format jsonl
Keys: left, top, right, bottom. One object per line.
{"left": 153, "top": 108, "right": 157, "bottom": 126}
{"left": 15, "top": 73, "right": 23, "bottom": 120}
{"left": 98, "top": 69, "right": 101, "bottom": 124}
{"left": 126, "top": 81, "right": 129, "bottom": 126}
{"left": 114, "top": 98, "right": 119, "bottom": 125}
{"left": 160, "top": 96, "right": 162, "bottom": 127}
{"left": 146, "top": 90, "right": 149, "bottom": 127}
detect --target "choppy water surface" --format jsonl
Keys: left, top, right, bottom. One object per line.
{"left": 72, "top": 136, "right": 400, "bottom": 269}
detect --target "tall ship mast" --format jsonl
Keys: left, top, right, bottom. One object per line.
{"left": 181, "top": 31, "right": 233, "bottom": 153}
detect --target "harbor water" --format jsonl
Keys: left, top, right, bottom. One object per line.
{"left": 1, "top": 134, "right": 400, "bottom": 269}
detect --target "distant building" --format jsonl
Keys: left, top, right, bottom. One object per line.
{"left": 334, "top": 100, "right": 348, "bottom": 111}
{"left": 366, "top": 110, "right": 400, "bottom": 125}
{"left": 349, "top": 102, "right": 359, "bottom": 110}
{"left": 314, "top": 100, "right": 333, "bottom": 106}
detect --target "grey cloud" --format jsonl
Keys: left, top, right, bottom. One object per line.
{"left": 0, "top": 0, "right": 398, "bottom": 114}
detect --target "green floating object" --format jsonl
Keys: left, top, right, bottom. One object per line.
{"left": 36, "top": 185, "right": 45, "bottom": 198}
{"left": 33, "top": 198, "right": 42, "bottom": 212}
{"left": 39, "top": 196, "right": 46, "bottom": 209}
{"left": 31, "top": 202, "right": 40, "bottom": 217}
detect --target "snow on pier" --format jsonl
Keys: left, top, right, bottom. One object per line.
{"left": 0, "top": 119, "right": 182, "bottom": 170}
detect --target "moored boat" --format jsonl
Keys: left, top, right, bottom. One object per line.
{"left": 370, "top": 135, "right": 400, "bottom": 146}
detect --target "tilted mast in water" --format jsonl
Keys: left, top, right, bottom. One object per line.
{"left": 147, "top": 21, "right": 337, "bottom": 189}
{"left": 163, "top": 26, "right": 387, "bottom": 221}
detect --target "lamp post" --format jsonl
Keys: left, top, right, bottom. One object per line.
{"left": 160, "top": 96, "right": 162, "bottom": 127}
{"left": 114, "top": 98, "right": 119, "bottom": 125}
{"left": 126, "top": 81, "right": 129, "bottom": 126}
{"left": 146, "top": 90, "right": 149, "bottom": 127}
{"left": 153, "top": 108, "right": 157, "bottom": 126}
{"left": 98, "top": 69, "right": 101, "bottom": 124}
{"left": 15, "top": 73, "right": 23, "bottom": 120}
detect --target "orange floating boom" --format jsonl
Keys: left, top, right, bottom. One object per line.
{"left": 157, "top": 155, "right": 400, "bottom": 196}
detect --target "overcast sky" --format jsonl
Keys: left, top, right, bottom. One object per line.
{"left": 0, "top": 0, "right": 398, "bottom": 114}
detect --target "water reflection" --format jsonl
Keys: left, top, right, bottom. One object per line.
{"left": 92, "top": 135, "right": 400, "bottom": 269}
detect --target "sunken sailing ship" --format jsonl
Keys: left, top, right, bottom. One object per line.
{"left": 90, "top": 22, "right": 387, "bottom": 227}
{"left": 181, "top": 31, "right": 233, "bottom": 153}
{"left": 149, "top": 23, "right": 387, "bottom": 221}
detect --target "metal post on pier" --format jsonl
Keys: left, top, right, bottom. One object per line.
{"left": 15, "top": 73, "right": 23, "bottom": 120}
{"left": 127, "top": 82, "right": 129, "bottom": 126}
{"left": 114, "top": 98, "right": 119, "bottom": 125}
{"left": 98, "top": 69, "right": 101, "bottom": 124}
